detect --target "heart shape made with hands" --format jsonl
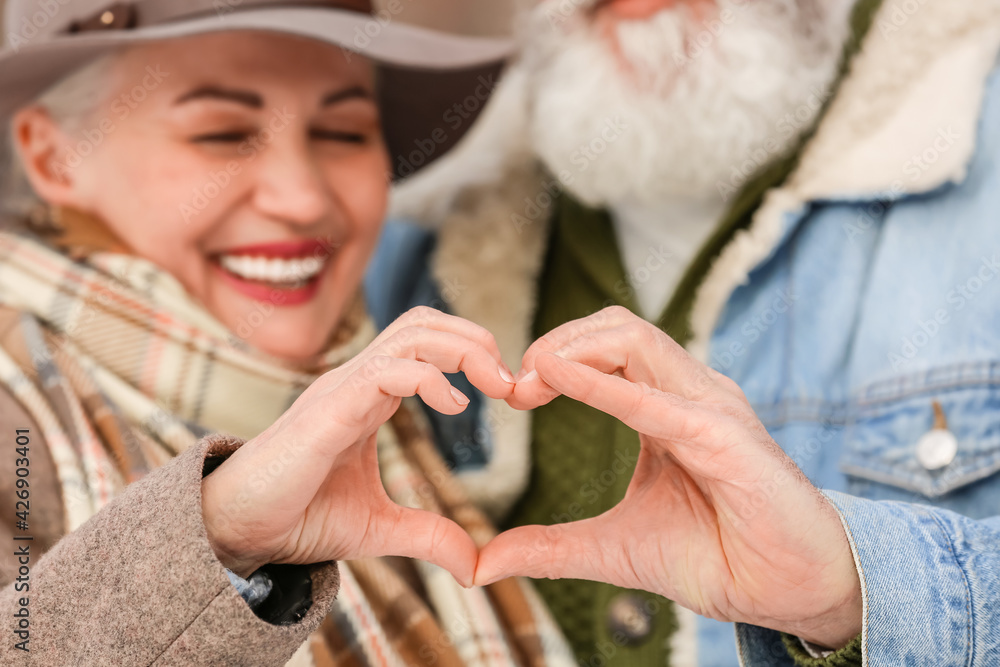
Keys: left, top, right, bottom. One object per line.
{"left": 205, "top": 306, "right": 860, "bottom": 646}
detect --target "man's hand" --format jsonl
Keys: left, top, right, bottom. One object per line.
{"left": 200, "top": 307, "right": 516, "bottom": 586}
{"left": 479, "top": 307, "right": 862, "bottom": 648}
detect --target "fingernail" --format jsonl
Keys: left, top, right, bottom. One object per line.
{"left": 451, "top": 388, "right": 470, "bottom": 406}
{"left": 520, "top": 370, "right": 538, "bottom": 383}
{"left": 498, "top": 365, "right": 515, "bottom": 384}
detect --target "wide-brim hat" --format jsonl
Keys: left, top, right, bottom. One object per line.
{"left": 0, "top": 0, "right": 511, "bottom": 178}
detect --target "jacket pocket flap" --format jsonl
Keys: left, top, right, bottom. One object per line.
{"left": 841, "top": 383, "right": 1000, "bottom": 498}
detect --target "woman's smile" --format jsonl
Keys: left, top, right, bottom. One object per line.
{"left": 210, "top": 238, "right": 333, "bottom": 307}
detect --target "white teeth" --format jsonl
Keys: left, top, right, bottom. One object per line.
{"left": 219, "top": 254, "right": 326, "bottom": 283}
{"left": 301, "top": 257, "right": 322, "bottom": 275}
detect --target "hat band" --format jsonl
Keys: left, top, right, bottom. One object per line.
{"left": 65, "top": 0, "right": 373, "bottom": 34}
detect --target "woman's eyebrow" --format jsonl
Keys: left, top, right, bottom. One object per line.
{"left": 322, "top": 85, "right": 372, "bottom": 107}
{"left": 172, "top": 85, "right": 370, "bottom": 109}
{"left": 174, "top": 86, "right": 263, "bottom": 108}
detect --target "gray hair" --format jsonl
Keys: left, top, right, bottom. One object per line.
{"left": 0, "top": 53, "right": 119, "bottom": 219}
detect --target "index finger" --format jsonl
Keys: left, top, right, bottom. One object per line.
{"left": 376, "top": 306, "right": 509, "bottom": 369}
{"left": 517, "top": 306, "right": 636, "bottom": 379}
{"left": 532, "top": 352, "right": 706, "bottom": 443}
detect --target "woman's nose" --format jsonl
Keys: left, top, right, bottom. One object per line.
{"left": 250, "top": 129, "right": 333, "bottom": 227}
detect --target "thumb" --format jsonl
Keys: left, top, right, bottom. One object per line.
{"left": 370, "top": 506, "right": 479, "bottom": 587}
{"left": 475, "top": 519, "right": 609, "bottom": 587}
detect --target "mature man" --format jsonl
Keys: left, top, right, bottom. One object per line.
{"left": 368, "top": 0, "right": 1000, "bottom": 665}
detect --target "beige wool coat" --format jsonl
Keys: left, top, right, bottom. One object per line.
{"left": 0, "top": 380, "right": 340, "bottom": 665}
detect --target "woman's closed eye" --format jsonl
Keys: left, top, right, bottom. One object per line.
{"left": 191, "top": 130, "right": 253, "bottom": 143}
{"left": 190, "top": 128, "right": 368, "bottom": 144}
{"left": 310, "top": 128, "right": 367, "bottom": 144}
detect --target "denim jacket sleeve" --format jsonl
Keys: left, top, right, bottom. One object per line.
{"left": 735, "top": 490, "right": 1000, "bottom": 666}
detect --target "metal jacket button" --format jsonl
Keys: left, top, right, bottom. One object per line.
{"left": 917, "top": 429, "right": 958, "bottom": 470}
{"left": 606, "top": 593, "right": 654, "bottom": 646}
{"left": 917, "top": 401, "right": 958, "bottom": 471}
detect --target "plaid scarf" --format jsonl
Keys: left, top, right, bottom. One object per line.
{"left": 0, "top": 224, "right": 575, "bottom": 666}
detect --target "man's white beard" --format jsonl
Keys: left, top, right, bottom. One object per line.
{"left": 521, "top": 0, "right": 855, "bottom": 209}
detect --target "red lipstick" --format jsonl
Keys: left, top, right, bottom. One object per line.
{"left": 212, "top": 264, "right": 322, "bottom": 306}
{"left": 214, "top": 238, "right": 333, "bottom": 260}
{"left": 210, "top": 238, "right": 334, "bottom": 307}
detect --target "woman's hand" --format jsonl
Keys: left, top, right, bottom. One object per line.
{"left": 478, "top": 307, "right": 862, "bottom": 648}
{"left": 200, "top": 307, "right": 516, "bottom": 586}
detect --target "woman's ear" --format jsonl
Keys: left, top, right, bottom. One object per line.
{"left": 10, "top": 106, "right": 88, "bottom": 209}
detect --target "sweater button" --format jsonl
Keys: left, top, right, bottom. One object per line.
{"left": 606, "top": 593, "right": 654, "bottom": 646}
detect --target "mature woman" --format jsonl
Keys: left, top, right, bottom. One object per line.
{"left": 0, "top": 1, "right": 575, "bottom": 664}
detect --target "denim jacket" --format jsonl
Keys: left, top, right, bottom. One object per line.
{"left": 369, "top": 1, "right": 1000, "bottom": 664}
{"left": 722, "top": 40, "right": 1000, "bottom": 667}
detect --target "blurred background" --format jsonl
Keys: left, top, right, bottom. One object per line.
{"left": 0, "top": 0, "right": 520, "bottom": 36}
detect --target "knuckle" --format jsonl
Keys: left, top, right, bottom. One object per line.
{"left": 427, "top": 518, "right": 448, "bottom": 553}
{"left": 416, "top": 360, "right": 438, "bottom": 378}
{"left": 623, "top": 320, "right": 649, "bottom": 342}
{"left": 717, "top": 374, "right": 747, "bottom": 400}
{"left": 370, "top": 354, "right": 394, "bottom": 373}
{"left": 393, "top": 325, "right": 423, "bottom": 343}
{"left": 367, "top": 354, "right": 393, "bottom": 370}
{"left": 604, "top": 305, "right": 631, "bottom": 319}
{"left": 479, "top": 329, "right": 500, "bottom": 351}
{"left": 538, "top": 329, "right": 561, "bottom": 348}
{"left": 460, "top": 319, "right": 496, "bottom": 347}
{"left": 352, "top": 355, "right": 393, "bottom": 385}
{"left": 536, "top": 526, "right": 566, "bottom": 578}
{"left": 381, "top": 327, "right": 425, "bottom": 356}
{"left": 651, "top": 328, "right": 677, "bottom": 352}
{"left": 403, "top": 305, "right": 438, "bottom": 325}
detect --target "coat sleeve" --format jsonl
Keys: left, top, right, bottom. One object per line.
{"left": 0, "top": 431, "right": 340, "bottom": 666}
{"left": 735, "top": 491, "right": 1000, "bottom": 666}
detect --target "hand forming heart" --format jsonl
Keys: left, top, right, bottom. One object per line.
{"left": 201, "top": 307, "right": 517, "bottom": 585}
{"left": 202, "top": 306, "right": 862, "bottom": 649}
{"left": 479, "top": 307, "right": 862, "bottom": 649}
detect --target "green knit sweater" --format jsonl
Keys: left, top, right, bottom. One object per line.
{"left": 503, "top": 2, "right": 883, "bottom": 665}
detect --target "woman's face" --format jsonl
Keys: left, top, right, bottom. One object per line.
{"left": 16, "top": 31, "right": 390, "bottom": 363}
